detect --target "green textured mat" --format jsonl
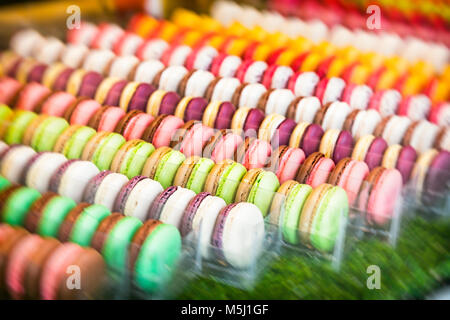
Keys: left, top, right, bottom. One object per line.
{"left": 178, "top": 217, "right": 450, "bottom": 299}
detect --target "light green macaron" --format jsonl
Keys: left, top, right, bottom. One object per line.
{"left": 3, "top": 110, "right": 37, "bottom": 145}
{"left": 111, "top": 139, "right": 155, "bottom": 179}
{"left": 31, "top": 116, "right": 69, "bottom": 152}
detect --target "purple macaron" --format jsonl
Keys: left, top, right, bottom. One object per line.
{"left": 28, "top": 64, "right": 47, "bottom": 83}
{"left": 333, "top": 131, "right": 354, "bottom": 164}
{"left": 300, "top": 124, "right": 324, "bottom": 157}
{"left": 113, "top": 175, "right": 147, "bottom": 213}
{"left": 395, "top": 146, "right": 417, "bottom": 183}
{"left": 103, "top": 80, "right": 128, "bottom": 106}
{"left": 52, "top": 68, "right": 74, "bottom": 91}
{"left": 365, "top": 137, "right": 388, "bottom": 171}
{"left": 127, "top": 83, "right": 156, "bottom": 112}
{"left": 158, "top": 91, "right": 181, "bottom": 115}
{"left": 423, "top": 150, "right": 450, "bottom": 205}
{"left": 147, "top": 186, "right": 178, "bottom": 220}
{"left": 243, "top": 108, "right": 265, "bottom": 137}
{"left": 183, "top": 97, "right": 208, "bottom": 122}
{"left": 272, "top": 118, "right": 296, "bottom": 148}
{"left": 78, "top": 71, "right": 103, "bottom": 98}
{"left": 180, "top": 192, "right": 211, "bottom": 237}
{"left": 212, "top": 102, "right": 236, "bottom": 129}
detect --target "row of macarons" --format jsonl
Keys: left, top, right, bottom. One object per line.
{"left": 10, "top": 27, "right": 449, "bottom": 116}
{"left": 0, "top": 69, "right": 448, "bottom": 157}
{"left": 0, "top": 105, "right": 423, "bottom": 192}
{"left": 0, "top": 224, "right": 105, "bottom": 300}
{"left": 105, "top": 12, "right": 447, "bottom": 99}
{"left": 211, "top": 1, "right": 450, "bottom": 68}
{"left": 2, "top": 42, "right": 449, "bottom": 129}
{"left": 0, "top": 143, "right": 345, "bottom": 259}
{"left": 0, "top": 177, "right": 183, "bottom": 294}
{"left": 0, "top": 89, "right": 447, "bottom": 185}
{"left": 77, "top": 10, "right": 448, "bottom": 86}
{"left": 2, "top": 102, "right": 448, "bottom": 197}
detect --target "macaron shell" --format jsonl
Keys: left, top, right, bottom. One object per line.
{"left": 4, "top": 110, "right": 37, "bottom": 145}
{"left": 58, "top": 161, "right": 100, "bottom": 202}
{"left": 2, "top": 187, "right": 41, "bottom": 226}
{"left": 247, "top": 170, "right": 280, "bottom": 217}
{"left": 37, "top": 196, "right": 77, "bottom": 237}
{"left": 25, "top": 152, "right": 68, "bottom": 193}
{"left": 152, "top": 115, "right": 184, "bottom": 148}
{"left": 69, "top": 204, "right": 111, "bottom": 247}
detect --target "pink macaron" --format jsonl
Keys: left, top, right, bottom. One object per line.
{"left": 112, "top": 31, "right": 144, "bottom": 56}
{"left": 88, "top": 106, "right": 126, "bottom": 132}
{"left": 267, "top": 145, "right": 306, "bottom": 184}
{"left": 296, "top": 152, "right": 335, "bottom": 188}
{"left": 141, "top": 114, "right": 184, "bottom": 148}
{"left": 234, "top": 137, "right": 272, "bottom": 170}
{"left": 0, "top": 77, "right": 23, "bottom": 105}
{"left": 202, "top": 130, "right": 243, "bottom": 163}
{"left": 63, "top": 98, "right": 102, "bottom": 125}
{"left": 15, "top": 82, "right": 51, "bottom": 111}
{"left": 114, "top": 110, "right": 154, "bottom": 140}
{"left": 41, "top": 92, "right": 77, "bottom": 117}
{"left": 171, "top": 120, "right": 215, "bottom": 157}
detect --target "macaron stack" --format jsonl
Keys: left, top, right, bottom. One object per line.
{"left": 0, "top": 223, "right": 105, "bottom": 299}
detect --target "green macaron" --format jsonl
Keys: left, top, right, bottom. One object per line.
{"left": 111, "top": 139, "right": 155, "bottom": 179}
{"left": 55, "top": 125, "right": 96, "bottom": 159}
{"left": 235, "top": 168, "right": 280, "bottom": 216}
{"left": 31, "top": 116, "right": 69, "bottom": 152}
{"left": 36, "top": 195, "right": 77, "bottom": 237}
{"left": 143, "top": 147, "right": 186, "bottom": 189}
{"left": 281, "top": 183, "right": 312, "bottom": 244}
{"left": 0, "top": 176, "right": 11, "bottom": 192}
{"left": 0, "top": 104, "right": 13, "bottom": 138}
{"left": 3, "top": 110, "right": 37, "bottom": 145}
{"left": 83, "top": 132, "right": 126, "bottom": 171}
{"left": 300, "top": 184, "right": 349, "bottom": 252}
{"left": 133, "top": 223, "right": 182, "bottom": 292}
{"left": 205, "top": 160, "right": 247, "bottom": 204}
{"left": 0, "top": 186, "right": 41, "bottom": 226}
{"left": 69, "top": 204, "right": 111, "bottom": 247}
{"left": 102, "top": 216, "right": 143, "bottom": 276}
{"left": 174, "top": 156, "right": 214, "bottom": 194}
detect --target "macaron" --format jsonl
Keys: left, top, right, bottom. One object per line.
{"left": 211, "top": 202, "right": 265, "bottom": 268}
{"left": 185, "top": 45, "right": 218, "bottom": 70}
{"left": 269, "top": 180, "right": 312, "bottom": 244}
{"left": 154, "top": 65, "right": 188, "bottom": 92}
{"left": 170, "top": 120, "right": 215, "bottom": 157}
{"left": 352, "top": 135, "right": 388, "bottom": 170}
{"left": 40, "top": 242, "right": 105, "bottom": 300}
{"left": 49, "top": 160, "right": 100, "bottom": 202}
{"left": 110, "top": 139, "right": 155, "bottom": 179}
{"left": 258, "top": 113, "right": 296, "bottom": 147}
{"left": 60, "top": 43, "right": 89, "bottom": 68}
{"left": 262, "top": 64, "right": 293, "bottom": 89}
{"left": 146, "top": 89, "right": 181, "bottom": 117}
{"left": 0, "top": 145, "right": 36, "bottom": 184}
{"left": 53, "top": 125, "right": 96, "bottom": 159}
{"left": 314, "top": 101, "right": 351, "bottom": 131}
{"left": 173, "top": 156, "right": 215, "bottom": 194}
{"left": 0, "top": 77, "right": 23, "bottom": 105}
{"left": 319, "top": 129, "right": 354, "bottom": 164}
{"left": 402, "top": 120, "right": 440, "bottom": 154}
{"left": 40, "top": 92, "right": 77, "bottom": 117}
{"left": 132, "top": 59, "right": 165, "bottom": 84}
{"left": 114, "top": 110, "right": 154, "bottom": 140}
{"left": 94, "top": 77, "right": 128, "bottom": 106}
{"left": 91, "top": 213, "right": 142, "bottom": 275}
{"left": 342, "top": 109, "right": 382, "bottom": 140}
{"left": 174, "top": 96, "right": 208, "bottom": 122}
{"left": 62, "top": 98, "right": 101, "bottom": 125}
{"left": 0, "top": 185, "right": 41, "bottom": 226}
{"left": 287, "top": 71, "right": 320, "bottom": 97}
{"left": 235, "top": 59, "right": 268, "bottom": 84}
{"left": 60, "top": 203, "right": 112, "bottom": 247}
{"left": 266, "top": 145, "right": 305, "bottom": 184}
{"left": 202, "top": 101, "right": 236, "bottom": 129}
{"left": 113, "top": 175, "right": 163, "bottom": 221}
{"left": 81, "top": 49, "right": 115, "bottom": 74}
{"left": 341, "top": 84, "right": 373, "bottom": 110}
{"left": 374, "top": 115, "right": 412, "bottom": 146}
{"left": 180, "top": 193, "right": 226, "bottom": 258}
{"left": 428, "top": 102, "right": 450, "bottom": 127}
{"left": 356, "top": 167, "right": 402, "bottom": 226}
{"left": 233, "top": 137, "right": 271, "bottom": 170}
{"left": 24, "top": 152, "right": 68, "bottom": 193}
{"left": 81, "top": 131, "right": 126, "bottom": 170}
{"left": 161, "top": 44, "right": 192, "bottom": 67}
{"left": 210, "top": 53, "right": 242, "bottom": 77}
{"left": 148, "top": 186, "right": 196, "bottom": 229}
{"left": 141, "top": 114, "right": 184, "bottom": 148}
{"left": 296, "top": 152, "right": 335, "bottom": 188}
{"left": 27, "top": 116, "right": 69, "bottom": 152}
{"left": 178, "top": 70, "right": 215, "bottom": 98}
{"left": 66, "top": 69, "right": 103, "bottom": 99}
{"left": 286, "top": 96, "right": 321, "bottom": 123}
{"left": 87, "top": 106, "right": 126, "bottom": 132}
{"left": 107, "top": 55, "right": 140, "bottom": 79}
{"left": 235, "top": 168, "right": 280, "bottom": 216}
{"left": 141, "top": 146, "right": 186, "bottom": 189}
{"left": 328, "top": 158, "right": 369, "bottom": 205}
{"left": 257, "top": 88, "right": 295, "bottom": 116}
{"left": 368, "top": 89, "right": 402, "bottom": 117}
{"left": 119, "top": 82, "right": 156, "bottom": 112}
{"left": 434, "top": 127, "right": 450, "bottom": 152}
{"left": 232, "top": 83, "right": 267, "bottom": 109}
{"left": 128, "top": 220, "right": 181, "bottom": 293}
{"left": 288, "top": 122, "right": 324, "bottom": 157}
{"left": 14, "top": 82, "right": 51, "bottom": 111}
{"left": 0, "top": 176, "right": 11, "bottom": 191}
{"left": 299, "top": 183, "right": 348, "bottom": 252}
{"left": 136, "top": 38, "right": 169, "bottom": 60}
{"left": 315, "top": 77, "right": 346, "bottom": 105}
{"left": 381, "top": 144, "right": 417, "bottom": 184}
{"left": 204, "top": 160, "right": 247, "bottom": 204}
{"left": 0, "top": 105, "right": 13, "bottom": 138}
{"left": 24, "top": 192, "right": 77, "bottom": 237}
{"left": 82, "top": 170, "right": 128, "bottom": 210}
{"left": 230, "top": 107, "right": 265, "bottom": 137}
{"left": 204, "top": 77, "right": 241, "bottom": 102}
{"left": 202, "top": 129, "right": 243, "bottom": 163}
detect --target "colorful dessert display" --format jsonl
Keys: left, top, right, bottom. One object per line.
{"left": 0, "top": 0, "right": 448, "bottom": 301}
